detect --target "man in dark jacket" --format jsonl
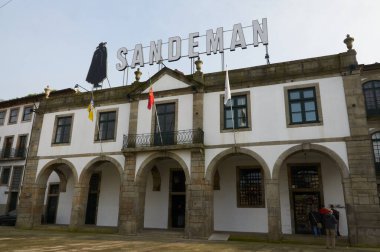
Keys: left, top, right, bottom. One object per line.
{"left": 323, "top": 210, "right": 338, "bottom": 249}
{"left": 330, "top": 204, "right": 341, "bottom": 236}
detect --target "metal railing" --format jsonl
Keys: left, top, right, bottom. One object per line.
{"left": 0, "top": 148, "right": 27, "bottom": 159}
{"left": 123, "top": 129, "right": 204, "bottom": 148}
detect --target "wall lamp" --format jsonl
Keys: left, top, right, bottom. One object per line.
{"left": 74, "top": 84, "right": 90, "bottom": 93}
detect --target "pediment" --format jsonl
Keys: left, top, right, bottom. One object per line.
{"left": 141, "top": 74, "right": 191, "bottom": 93}
{"left": 128, "top": 67, "right": 203, "bottom": 97}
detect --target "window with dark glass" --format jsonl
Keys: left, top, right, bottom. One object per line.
{"left": 54, "top": 116, "right": 72, "bottom": 144}
{"left": 16, "top": 135, "right": 27, "bottom": 158}
{"left": 363, "top": 80, "right": 380, "bottom": 115}
{"left": 0, "top": 111, "right": 6, "bottom": 125}
{"left": 224, "top": 95, "right": 248, "bottom": 129}
{"left": 237, "top": 167, "right": 264, "bottom": 207}
{"left": 22, "top": 106, "right": 33, "bottom": 121}
{"left": 155, "top": 103, "right": 175, "bottom": 145}
{"left": 371, "top": 132, "right": 380, "bottom": 177}
{"left": 288, "top": 88, "right": 318, "bottom": 124}
{"left": 97, "top": 111, "right": 116, "bottom": 141}
{"left": 290, "top": 166, "right": 320, "bottom": 189}
{"left": 0, "top": 167, "right": 11, "bottom": 185}
{"left": 2, "top": 136, "right": 13, "bottom": 158}
{"left": 8, "top": 108, "right": 19, "bottom": 124}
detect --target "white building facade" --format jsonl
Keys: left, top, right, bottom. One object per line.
{"left": 14, "top": 48, "right": 380, "bottom": 246}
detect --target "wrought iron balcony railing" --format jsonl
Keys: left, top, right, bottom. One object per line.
{"left": 0, "top": 148, "right": 27, "bottom": 159}
{"left": 123, "top": 129, "right": 204, "bottom": 148}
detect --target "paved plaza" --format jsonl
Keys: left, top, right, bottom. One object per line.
{"left": 0, "top": 227, "right": 379, "bottom": 252}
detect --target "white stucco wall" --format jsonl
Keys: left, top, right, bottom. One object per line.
{"left": 97, "top": 164, "right": 120, "bottom": 227}
{"left": 0, "top": 103, "right": 35, "bottom": 149}
{"left": 137, "top": 94, "right": 193, "bottom": 136}
{"left": 144, "top": 166, "right": 170, "bottom": 228}
{"left": 141, "top": 74, "right": 189, "bottom": 93}
{"left": 44, "top": 172, "right": 73, "bottom": 225}
{"left": 213, "top": 155, "right": 268, "bottom": 233}
{"left": 37, "top": 103, "right": 130, "bottom": 157}
{"left": 203, "top": 76, "right": 350, "bottom": 146}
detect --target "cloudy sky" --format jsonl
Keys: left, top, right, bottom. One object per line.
{"left": 0, "top": 0, "right": 379, "bottom": 100}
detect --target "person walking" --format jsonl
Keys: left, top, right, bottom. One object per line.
{"left": 330, "top": 204, "right": 341, "bottom": 236}
{"left": 323, "top": 209, "right": 338, "bottom": 249}
{"left": 309, "top": 208, "right": 322, "bottom": 236}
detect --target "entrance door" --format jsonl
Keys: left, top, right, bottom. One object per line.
{"left": 46, "top": 184, "right": 60, "bottom": 224}
{"left": 289, "top": 165, "right": 322, "bottom": 234}
{"left": 155, "top": 103, "right": 175, "bottom": 146}
{"left": 293, "top": 192, "right": 321, "bottom": 234}
{"left": 85, "top": 173, "right": 101, "bottom": 225}
{"left": 170, "top": 169, "right": 186, "bottom": 228}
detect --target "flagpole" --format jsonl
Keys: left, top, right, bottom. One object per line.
{"left": 148, "top": 73, "right": 164, "bottom": 146}
{"left": 230, "top": 102, "right": 237, "bottom": 146}
{"left": 91, "top": 87, "right": 103, "bottom": 154}
{"left": 154, "top": 104, "right": 164, "bottom": 145}
{"left": 225, "top": 66, "right": 237, "bottom": 147}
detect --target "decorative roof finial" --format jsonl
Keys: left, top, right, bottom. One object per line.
{"left": 44, "top": 85, "right": 51, "bottom": 98}
{"left": 194, "top": 57, "right": 203, "bottom": 72}
{"left": 134, "top": 68, "right": 142, "bottom": 82}
{"left": 343, "top": 34, "right": 354, "bottom": 51}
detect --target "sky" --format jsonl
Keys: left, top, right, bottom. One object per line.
{"left": 0, "top": 0, "right": 379, "bottom": 100}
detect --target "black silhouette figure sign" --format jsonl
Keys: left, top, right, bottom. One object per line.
{"left": 86, "top": 42, "right": 107, "bottom": 88}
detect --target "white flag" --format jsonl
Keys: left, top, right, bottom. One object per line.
{"left": 224, "top": 69, "right": 231, "bottom": 105}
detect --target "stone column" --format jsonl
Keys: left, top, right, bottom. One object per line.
{"left": 119, "top": 152, "right": 138, "bottom": 235}
{"left": 342, "top": 65, "right": 380, "bottom": 246}
{"left": 185, "top": 149, "right": 212, "bottom": 239}
{"left": 265, "top": 179, "right": 282, "bottom": 241}
{"left": 16, "top": 106, "right": 45, "bottom": 228}
{"left": 69, "top": 183, "right": 89, "bottom": 230}
{"left": 31, "top": 184, "right": 47, "bottom": 226}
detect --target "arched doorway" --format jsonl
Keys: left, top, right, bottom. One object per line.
{"left": 79, "top": 157, "right": 122, "bottom": 227}
{"left": 35, "top": 159, "right": 78, "bottom": 225}
{"left": 206, "top": 148, "right": 271, "bottom": 233}
{"left": 273, "top": 144, "right": 350, "bottom": 236}
{"left": 136, "top": 152, "right": 190, "bottom": 230}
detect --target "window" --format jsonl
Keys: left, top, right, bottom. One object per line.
{"left": 155, "top": 103, "right": 175, "bottom": 145}
{"left": 8, "top": 108, "right": 19, "bottom": 124}
{"left": 0, "top": 110, "right": 6, "bottom": 125}
{"left": 53, "top": 116, "right": 72, "bottom": 144}
{"left": 371, "top": 132, "right": 380, "bottom": 177}
{"left": 287, "top": 87, "right": 319, "bottom": 124}
{"left": 237, "top": 167, "right": 264, "bottom": 207}
{"left": 22, "top": 106, "right": 33, "bottom": 121}
{"left": 222, "top": 93, "right": 251, "bottom": 131}
{"left": 363, "top": 80, "right": 380, "bottom": 115}
{"left": 97, "top": 111, "right": 116, "bottom": 141}
{"left": 10, "top": 166, "right": 23, "bottom": 191}
{"left": 2, "top": 136, "right": 14, "bottom": 158}
{"left": 16, "top": 135, "right": 28, "bottom": 158}
{"left": 0, "top": 167, "right": 11, "bottom": 185}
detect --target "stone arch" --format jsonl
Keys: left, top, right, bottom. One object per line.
{"left": 369, "top": 128, "right": 380, "bottom": 135}
{"left": 361, "top": 78, "right": 380, "bottom": 85}
{"left": 71, "top": 155, "right": 123, "bottom": 228}
{"left": 205, "top": 147, "right": 271, "bottom": 183}
{"left": 36, "top": 158, "right": 78, "bottom": 187}
{"left": 136, "top": 151, "right": 190, "bottom": 184}
{"left": 79, "top": 155, "right": 123, "bottom": 185}
{"left": 272, "top": 143, "right": 350, "bottom": 180}
{"left": 33, "top": 158, "right": 78, "bottom": 226}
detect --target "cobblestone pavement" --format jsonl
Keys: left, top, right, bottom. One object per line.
{"left": 0, "top": 227, "right": 379, "bottom": 252}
